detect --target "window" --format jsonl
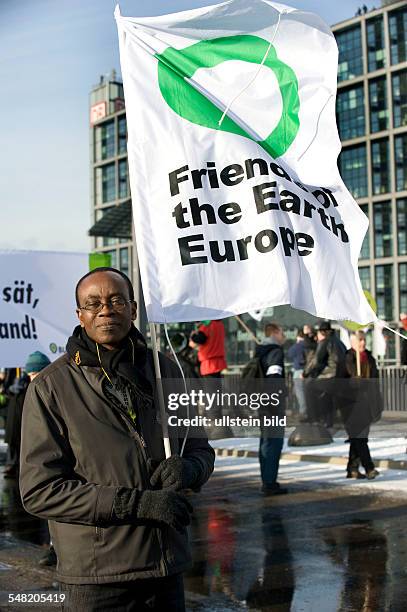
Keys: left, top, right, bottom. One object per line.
{"left": 389, "top": 7, "right": 407, "bottom": 65}
{"left": 397, "top": 199, "right": 407, "bottom": 256}
{"left": 395, "top": 134, "right": 407, "bottom": 191}
{"left": 109, "top": 82, "right": 124, "bottom": 100}
{"left": 336, "top": 26, "right": 363, "bottom": 82}
{"left": 374, "top": 201, "right": 392, "bottom": 258}
{"left": 369, "top": 78, "right": 388, "bottom": 133}
{"left": 367, "top": 17, "right": 386, "bottom": 72}
{"left": 392, "top": 71, "right": 407, "bottom": 128}
{"left": 359, "top": 267, "right": 371, "bottom": 293}
{"left": 400, "top": 264, "right": 407, "bottom": 313}
{"left": 95, "top": 121, "right": 115, "bottom": 161}
{"left": 336, "top": 86, "right": 365, "bottom": 139}
{"left": 120, "top": 248, "right": 130, "bottom": 276}
{"left": 375, "top": 265, "right": 393, "bottom": 321}
{"left": 371, "top": 139, "right": 389, "bottom": 195}
{"left": 359, "top": 204, "right": 370, "bottom": 260}
{"left": 339, "top": 145, "right": 367, "bottom": 199}
{"left": 95, "top": 163, "right": 116, "bottom": 204}
{"left": 118, "top": 116, "right": 127, "bottom": 154}
{"left": 105, "top": 250, "right": 118, "bottom": 268}
{"left": 118, "top": 160, "right": 129, "bottom": 199}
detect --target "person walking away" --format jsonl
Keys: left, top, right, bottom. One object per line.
{"left": 343, "top": 331, "right": 381, "bottom": 479}
{"left": 287, "top": 330, "right": 307, "bottom": 416}
{"left": 256, "top": 322, "right": 287, "bottom": 496}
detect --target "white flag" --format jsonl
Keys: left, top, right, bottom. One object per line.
{"left": 115, "top": 0, "right": 376, "bottom": 325}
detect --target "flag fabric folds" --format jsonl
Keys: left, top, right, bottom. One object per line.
{"left": 115, "top": 0, "right": 376, "bottom": 325}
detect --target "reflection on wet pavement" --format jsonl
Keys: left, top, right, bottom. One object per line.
{"left": 185, "top": 459, "right": 407, "bottom": 611}
{"left": 1, "top": 460, "right": 407, "bottom": 610}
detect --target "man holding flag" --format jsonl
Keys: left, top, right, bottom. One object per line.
{"left": 20, "top": 268, "right": 215, "bottom": 611}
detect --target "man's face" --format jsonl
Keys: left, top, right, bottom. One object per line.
{"left": 76, "top": 271, "right": 137, "bottom": 349}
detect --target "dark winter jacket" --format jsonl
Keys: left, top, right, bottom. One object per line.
{"left": 5, "top": 385, "right": 28, "bottom": 450}
{"left": 303, "top": 333, "right": 347, "bottom": 379}
{"left": 256, "top": 339, "right": 285, "bottom": 380}
{"left": 345, "top": 349, "right": 379, "bottom": 379}
{"left": 287, "top": 341, "right": 305, "bottom": 371}
{"left": 342, "top": 348, "right": 383, "bottom": 434}
{"left": 19, "top": 330, "right": 215, "bottom": 585}
{"left": 255, "top": 339, "right": 286, "bottom": 420}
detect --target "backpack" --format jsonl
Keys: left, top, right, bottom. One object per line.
{"left": 241, "top": 357, "right": 264, "bottom": 380}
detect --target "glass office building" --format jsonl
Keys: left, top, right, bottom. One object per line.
{"left": 334, "top": 0, "right": 407, "bottom": 360}
{"left": 89, "top": 0, "right": 407, "bottom": 363}
{"left": 88, "top": 72, "right": 147, "bottom": 332}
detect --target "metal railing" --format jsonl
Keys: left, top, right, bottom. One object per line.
{"left": 379, "top": 366, "right": 407, "bottom": 412}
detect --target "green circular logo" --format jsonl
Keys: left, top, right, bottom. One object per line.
{"left": 49, "top": 343, "right": 57, "bottom": 354}
{"left": 156, "top": 34, "right": 300, "bottom": 158}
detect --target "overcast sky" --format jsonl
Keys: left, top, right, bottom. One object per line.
{"left": 0, "top": 0, "right": 374, "bottom": 253}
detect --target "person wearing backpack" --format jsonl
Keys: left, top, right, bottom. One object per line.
{"left": 255, "top": 322, "right": 287, "bottom": 496}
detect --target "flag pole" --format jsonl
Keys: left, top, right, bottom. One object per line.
{"left": 234, "top": 315, "right": 261, "bottom": 345}
{"left": 131, "top": 213, "right": 171, "bottom": 458}
{"left": 149, "top": 322, "right": 172, "bottom": 458}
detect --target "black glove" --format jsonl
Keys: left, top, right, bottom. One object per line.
{"left": 150, "top": 454, "right": 200, "bottom": 491}
{"left": 113, "top": 488, "right": 192, "bottom": 533}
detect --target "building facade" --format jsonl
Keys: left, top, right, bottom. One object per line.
{"left": 334, "top": 0, "right": 407, "bottom": 359}
{"left": 88, "top": 72, "right": 148, "bottom": 332}
{"left": 89, "top": 0, "right": 407, "bottom": 363}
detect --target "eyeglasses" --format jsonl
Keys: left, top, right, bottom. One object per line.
{"left": 79, "top": 297, "right": 132, "bottom": 314}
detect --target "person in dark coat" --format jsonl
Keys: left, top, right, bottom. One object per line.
{"left": 0, "top": 368, "right": 17, "bottom": 429}
{"left": 19, "top": 267, "right": 215, "bottom": 612}
{"left": 303, "top": 321, "right": 347, "bottom": 428}
{"left": 4, "top": 354, "right": 51, "bottom": 480}
{"left": 343, "top": 331, "right": 381, "bottom": 479}
{"left": 287, "top": 330, "right": 307, "bottom": 415}
{"left": 255, "top": 322, "right": 287, "bottom": 496}
{"left": 169, "top": 332, "right": 200, "bottom": 378}
{"left": 3, "top": 373, "right": 30, "bottom": 478}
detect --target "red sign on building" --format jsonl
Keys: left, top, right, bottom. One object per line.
{"left": 90, "top": 102, "right": 107, "bottom": 125}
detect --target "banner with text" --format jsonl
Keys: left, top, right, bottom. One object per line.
{"left": 0, "top": 251, "right": 88, "bottom": 367}
{"left": 116, "top": 0, "right": 376, "bottom": 325}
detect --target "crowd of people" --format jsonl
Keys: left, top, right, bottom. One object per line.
{"left": 286, "top": 322, "right": 382, "bottom": 480}
{"left": 167, "top": 317, "right": 385, "bottom": 490}
{"left": 0, "top": 271, "right": 404, "bottom": 610}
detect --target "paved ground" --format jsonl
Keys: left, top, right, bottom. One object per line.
{"left": 2, "top": 451, "right": 407, "bottom": 611}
